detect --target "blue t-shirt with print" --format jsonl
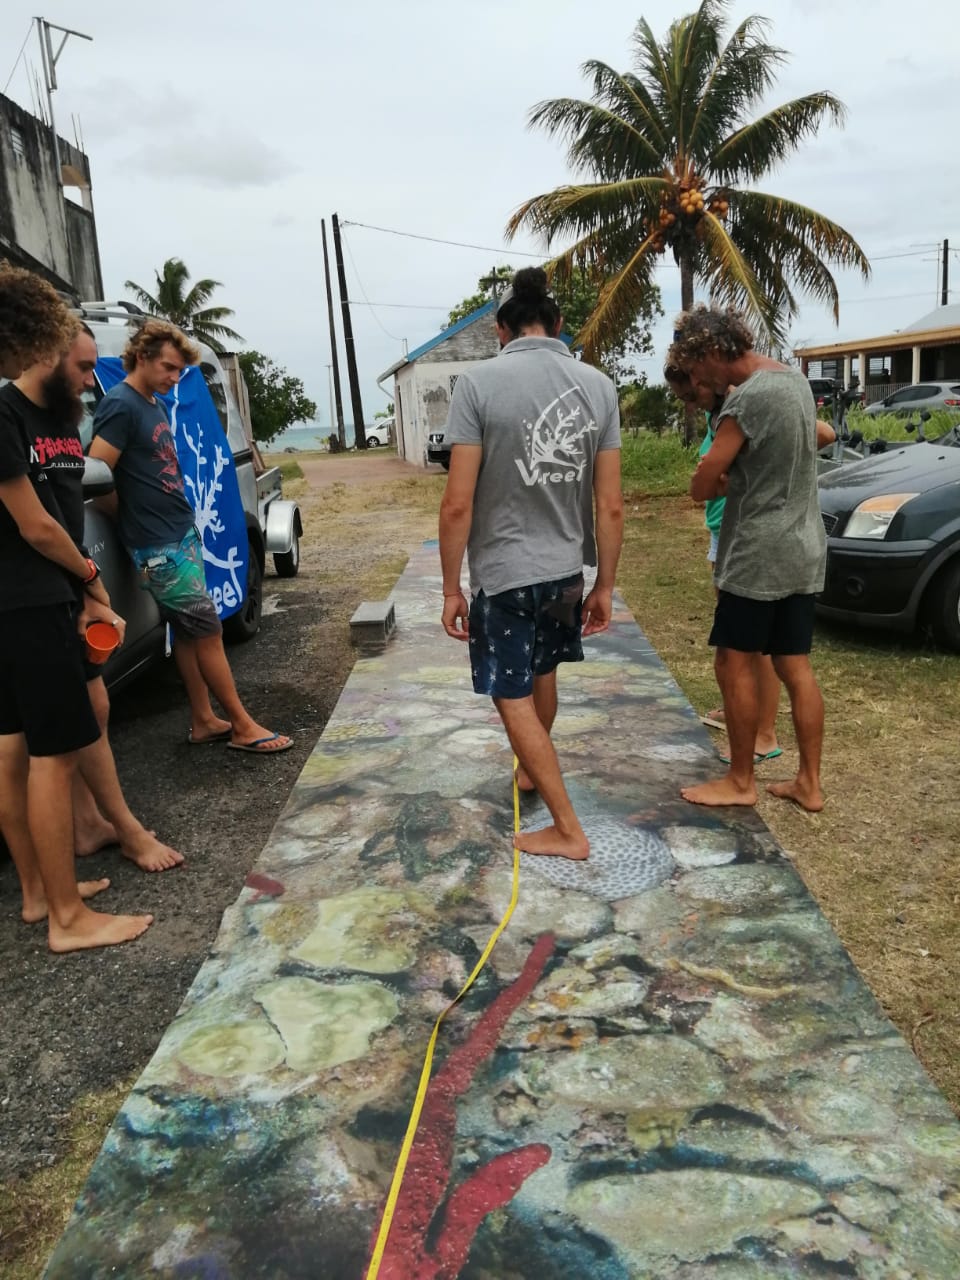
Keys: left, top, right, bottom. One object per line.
{"left": 93, "top": 381, "right": 196, "bottom": 550}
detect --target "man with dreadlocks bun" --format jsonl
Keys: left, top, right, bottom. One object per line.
{"left": 670, "top": 304, "right": 826, "bottom": 814}
{"left": 439, "top": 266, "right": 624, "bottom": 861}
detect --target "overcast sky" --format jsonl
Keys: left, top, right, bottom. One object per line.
{"left": 4, "top": 0, "right": 958, "bottom": 426}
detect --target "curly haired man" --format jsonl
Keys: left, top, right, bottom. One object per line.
{"left": 669, "top": 304, "right": 826, "bottom": 813}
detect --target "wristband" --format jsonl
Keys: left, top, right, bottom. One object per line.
{"left": 82, "top": 557, "right": 100, "bottom": 584}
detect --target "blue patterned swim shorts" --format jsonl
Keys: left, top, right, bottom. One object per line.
{"left": 467, "top": 573, "right": 584, "bottom": 698}
{"left": 129, "top": 527, "right": 222, "bottom": 639}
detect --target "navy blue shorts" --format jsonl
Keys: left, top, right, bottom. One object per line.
{"left": 468, "top": 573, "right": 584, "bottom": 699}
{"left": 709, "top": 590, "right": 816, "bottom": 656}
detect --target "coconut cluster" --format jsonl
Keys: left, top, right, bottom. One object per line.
{"left": 642, "top": 181, "right": 731, "bottom": 251}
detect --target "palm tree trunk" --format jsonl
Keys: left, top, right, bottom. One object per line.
{"left": 679, "top": 253, "right": 696, "bottom": 446}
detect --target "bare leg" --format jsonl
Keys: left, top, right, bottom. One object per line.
{"left": 27, "top": 752, "right": 152, "bottom": 951}
{"left": 753, "top": 654, "right": 782, "bottom": 756}
{"left": 190, "top": 634, "right": 291, "bottom": 751}
{"left": 515, "top": 671, "right": 557, "bottom": 792}
{"left": 76, "top": 678, "right": 184, "bottom": 872}
{"left": 766, "top": 654, "right": 824, "bottom": 812}
{"left": 495, "top": 693, "right": 588, "bottom": 860}
{"left": 682, "top": 648, "right": 758, "bottom": 807}
{"left": 0, "top": 733, "right": 110, "bottom": 921}
{"left": 172, "top": 640, "right": 231, "bottom": 741}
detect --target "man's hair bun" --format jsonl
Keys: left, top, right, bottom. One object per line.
{"left": 511, "top": 266, "right": 550, "bottom": 302}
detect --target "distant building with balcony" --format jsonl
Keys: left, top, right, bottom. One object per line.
{"left": 795, "top": 304, "right": 960, "bottom": 403}
{"left": 1, "top": 90, "right": 103, "bottom": 300}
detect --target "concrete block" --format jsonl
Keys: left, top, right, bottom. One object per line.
{"left": 349, "top": 600, "right": 397, "bottom": 653}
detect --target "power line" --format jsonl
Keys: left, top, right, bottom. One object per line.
{"left": 348, "top": 300, "right": 452, "bottom": 311}
{"left": 340, "top": 219, "right": 548, "bottom": 260}
{"left": 339, "top": 228, "right": 405, "bottom": 342}
{"left": 2, "top": 23, "right": 33, "bottom": 95}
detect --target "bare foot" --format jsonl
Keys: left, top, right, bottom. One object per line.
{"left": 75, "top": 817, "right": 119, "bottom": 857}
{"left": 515, "top": 825, "right": 590, "bottom": 860}
{"left": 514, "top": 764, "right": 536, "bottom": 793}
{"left": 766, "top": 778, "right": 824, "bottom": 813}
{"left": 48, "top": 905, "right": 153, "bottom": 953}
{"left": 22, "top": 878, "right": 111, "bottom": 924}
{"left": 681, "top": 776, "right": 758, "bottom": 807}
{"left": 188, "top": 717, "right": 232, "bottom": 744}
{"left": 121, "top": 827, "right": 185, "bottom": 873}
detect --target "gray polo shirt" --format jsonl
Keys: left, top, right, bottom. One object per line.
{"left": 713, "top": 367, "right": 826, "bottom": 600}
{"left": 443, "top": 336, "right": 621, "bottom": 597}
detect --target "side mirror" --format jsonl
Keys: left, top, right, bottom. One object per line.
{"left": 82, "top": 456, "right": 115, "bottom": 498}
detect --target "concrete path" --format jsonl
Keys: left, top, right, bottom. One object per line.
{"left": 45, "top": 544, "right": 960, "bottom": 1279}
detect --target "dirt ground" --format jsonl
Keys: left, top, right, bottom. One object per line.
{"left": 0, "top": 453, "right": 445, "bottom": 1276}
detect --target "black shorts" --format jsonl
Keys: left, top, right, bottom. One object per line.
{"left": 709, "top": 591, "right": 816, "bottom": 656}
{"left": 0, "top": 603, "right": 101, "bottom": 756}
{"left": 468, "top": 573, "right": 584, "bottom": 698}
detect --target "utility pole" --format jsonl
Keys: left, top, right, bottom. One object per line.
{"left": 320, "top": 219, "right": 346, "bottom": 450}
{"left": 942, "top": 238, "right": 949, "bottom": 307}
{"left": 331, "top": 213, "right": 366, "bottom": 449}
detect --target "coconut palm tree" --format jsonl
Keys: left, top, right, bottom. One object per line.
{"left": 124, "top": 257, "right": 243, "bottom": 353}
{"left": 506, "top": 0, "right": 870, "bottom": 363}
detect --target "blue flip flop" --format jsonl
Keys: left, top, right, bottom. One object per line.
{"left": 227, "top": 733, "right": 293, "bottom": 755}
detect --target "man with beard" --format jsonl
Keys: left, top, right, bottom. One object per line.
{"left": 11, "top": 323, "right": 183, "bottom": 871}
{"left": 0, "top": 270, "right": 152, "bottom": 949}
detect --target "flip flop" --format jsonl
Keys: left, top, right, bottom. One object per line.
{"left": 718, "top": 747, "right": 783, "bottom": 764}
{"left": 227, "top": 733, "right": 293, "bottom": 755}
{"left": 187, "top": 728, "right": 232, "bottom": 745}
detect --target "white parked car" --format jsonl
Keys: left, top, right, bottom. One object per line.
{"left": 364, "top": 418, "right": 393, "bottom": 447}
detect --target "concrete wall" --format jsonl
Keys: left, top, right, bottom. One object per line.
{"left": 0, "top": 92, "right": 102, "bottom": 297}
{"left": 392, "top": 309, "right": 501, "bottom": 463}
{"left": 395, "top": 357, "right": 493, "bottom": 465}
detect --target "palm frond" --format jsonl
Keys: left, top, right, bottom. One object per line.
{"left": 181, "top": 279, "right": 225, "bottom": 317}
{"left": 124, "top": 281, "right": 162, "bottom": 314}
{"left": 697, "top": 211, "right": 784, "bottom": 342}
{"left": 687, "top": 15, "right": 784, "bottom": 160}
{"left": 581, "top": 59, "right": 670, "bottom": 155}
{"left": 506, "top": 177, "right": 668, "bottom": 247}
{"left": 712, "top": 92, "right": 846, "bottom": 181}
{"left": 528, "top": 91, "right": 663, "bottom": 179}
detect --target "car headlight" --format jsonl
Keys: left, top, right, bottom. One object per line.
{"left": 841, "top": 493, "right": 918, "bottom": 539}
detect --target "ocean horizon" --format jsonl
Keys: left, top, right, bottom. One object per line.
{"left": 263, "top": 423, "right": 357, "bottom": 452}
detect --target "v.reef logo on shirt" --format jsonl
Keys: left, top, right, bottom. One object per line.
{"left": 514, "top": 388, "right": 599, "bottom": 487}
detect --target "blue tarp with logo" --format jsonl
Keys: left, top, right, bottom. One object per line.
{"left": 95, "top": 358, "right": 248, "bottom": 620}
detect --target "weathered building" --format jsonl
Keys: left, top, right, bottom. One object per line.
{"left": 378, "top": 301, "right": 500, "bottom": 465}
{"left": 0, "top": 91, "right": 103, "bottom": 300}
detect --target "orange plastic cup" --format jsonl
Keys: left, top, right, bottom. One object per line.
{"left": 85, "top": 621, "right": 120, "bottom": 665}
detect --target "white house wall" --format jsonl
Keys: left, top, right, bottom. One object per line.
{"left": 394, "top": 358, "right": 492, "bottom": 466}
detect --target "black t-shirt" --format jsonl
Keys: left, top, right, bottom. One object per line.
{"left": 0, "top": 384, "right": 78, "bottom": 613}
{"left": 92, "top": 381, "right": 195, "bottom": 550}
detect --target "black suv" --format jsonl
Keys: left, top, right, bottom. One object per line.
{"left": 427, "top": 431, "right": 451, "bottom": 470}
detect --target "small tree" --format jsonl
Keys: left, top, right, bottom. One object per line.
{"left": 236, "top": 351, "right": 317, "bottom": 445}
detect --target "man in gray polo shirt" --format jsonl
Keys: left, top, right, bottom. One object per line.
{"left": 671, "top": 304, "right": 826, "bottom": 813}
{"left": 439, "top": 268, "right": 624, "bottom": 860}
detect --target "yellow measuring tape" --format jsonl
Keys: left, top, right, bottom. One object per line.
{"left": 365, "top": 760, "right": 523, "bottom": 1279}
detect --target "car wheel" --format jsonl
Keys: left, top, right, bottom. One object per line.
{"left": 924, "top": 558, "right": 960, "bottom": 652}
{"left": 223, "top": 538, "right": 263, "bottom": 643}
{"left": 366, "top": 437, "right": 380, "bottom": 447}
{"left": 440, "top": 456, "right": 450, "bottom": 471}
{"left": 273, "top": 530, "right": 300, "bottom": 579}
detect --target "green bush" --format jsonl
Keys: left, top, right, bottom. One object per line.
{"left": 844, "top": 407, "right": 960, "bottom": 442}
{"left": 620, "top": 430, "right": 698, "bottom": 496}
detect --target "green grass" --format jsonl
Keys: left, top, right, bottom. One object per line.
{"left": 620, "top": 430, "right": 699, "bottom": 496}
{"left": 271, "top": 457, "right": 304, "bottom": 482}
